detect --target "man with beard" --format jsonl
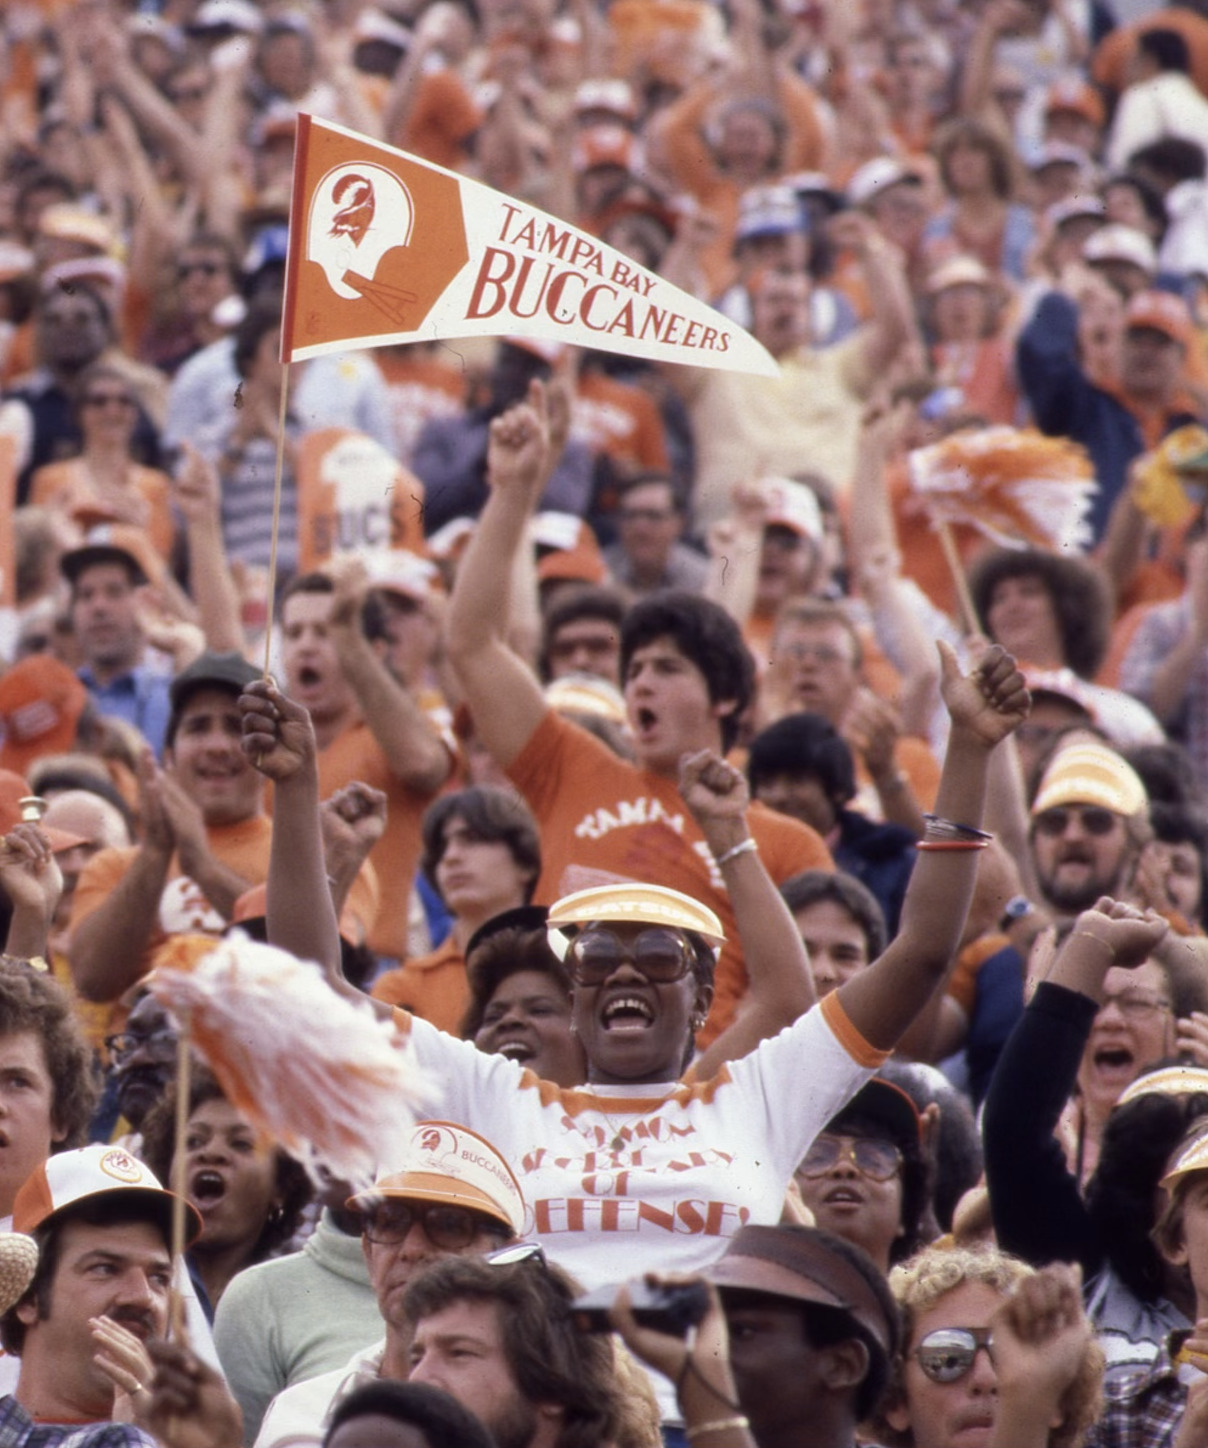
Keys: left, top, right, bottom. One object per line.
{"left": 0, "top": 1143, "right": 201, "bottom": 1447}
{"left": 404, "top": 1251, "right": 633, "bottom": 1448}
{"left": 1029, "top": 740, "right": 1151, "bottom": 925}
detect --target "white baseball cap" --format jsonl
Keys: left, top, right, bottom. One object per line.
{"left": 13, "top": 1144, "right": 203, "bottom": 1244}
{"left": 347, "top": 1121, "right": 525, "bottom": 1237}
{"left": 761, "top": 476, "right": 823, "bottom": 543}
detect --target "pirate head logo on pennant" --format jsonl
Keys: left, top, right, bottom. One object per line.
{"left": 307, "top": 163, "right": 416, "bottom": 322}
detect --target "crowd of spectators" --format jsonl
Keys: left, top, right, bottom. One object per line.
{"left": 7, "top": 1, "right": 1208, "bottom": 1448}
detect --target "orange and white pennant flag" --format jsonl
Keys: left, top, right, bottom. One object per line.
{"left": 281, "top": 114, "right": 778, "bottom": 377}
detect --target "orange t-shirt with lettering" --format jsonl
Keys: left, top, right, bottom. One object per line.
{"left": 506, "top": 710, "right": 833, "bottom": 1045}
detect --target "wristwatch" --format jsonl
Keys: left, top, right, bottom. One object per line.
{"left": 999, "top": 895, "right": 1032, "bottom": 933}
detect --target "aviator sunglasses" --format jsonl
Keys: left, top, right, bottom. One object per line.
{"left": 914, "top": 1327, "right": 995, "bottom": 1383}
{"left": 1033, "top": 805, "right": 1118, "bottom": 838}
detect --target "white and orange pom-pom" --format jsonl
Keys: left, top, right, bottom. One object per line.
{"left": 907, "top": 427, "right": 1097, "bottom": 552}
{"left": 150, "top": 933, "right": 431, "bottom": 1189}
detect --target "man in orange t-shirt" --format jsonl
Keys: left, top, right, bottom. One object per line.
{"left": 67, "top": 651, "right": 271, "bottom": 1005}
{"left": 279, "top": 557, "right": 457, "bottom": 965}
{"left": 446, "top": 386, "right": 833, "bottom": 1045}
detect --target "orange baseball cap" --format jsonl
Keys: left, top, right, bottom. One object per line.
{"left": 232, "top": 865, "right": 381, "bottom": 950}
{"left": 347, "top": 1120, "right": 525, "bottom": 1236}
{"left": 60, "top": 525, "right": 165, "bottom": 591}
{"left": 1125, "top": 289, "right": 1194, "bottom": 347}
{"left": 0, "top": 656, "right": 88, "bottom": 778}
{"left": 1045, "top": 78, "right": 1105, "bottom": 127}
{"left": 533, "top": 513, "right": 608, "bottom": 586}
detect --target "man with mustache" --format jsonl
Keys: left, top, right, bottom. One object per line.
{"left": 0, "top": 1143, "right": 202, "bottom": 1446}
{"left": 1029, "top": 740, "right": 1151, "bottom": 927}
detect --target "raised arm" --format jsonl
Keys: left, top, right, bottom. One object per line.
{"left": 69, "top": 752, "right": 176, "bottom": 1001}
{"left": 983, "top": 898, "right": 1168, "bottom": 1272}
{"left": 836, "top": 642, "right": 1030, "bottom": 1051}
{"left": 445, "top": 383, "right": 555, "bottom": 770}
{"left": 680, "top": 751, "right": 816, "bottom": 1077}
{"left": 830, "top": 211, "right": 921, "bottom": 384}
{"left": 174, "top": 446, "right": 246, "bottom": 656}
{"left": 239, "top": 681, "right": 391, "bottom": 1018}
{"left": 327, "top": 560, "right": 451, "bottom": 794}
{"left": 0, "top": 824, "right": 61, "bottom": 962}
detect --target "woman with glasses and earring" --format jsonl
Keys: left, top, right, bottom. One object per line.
{"left": 28, "top": 362, "right": 177, "bottom": 561}
{"left": 871, "top": 1245, "right": 1104, "bottom": 1448}
{"left": 243, "top": 568, "right": 1029, "bottom": 1425}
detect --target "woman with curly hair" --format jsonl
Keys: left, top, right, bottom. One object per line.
{"left": 142, "top": 1072, "right": 312, "bottom": 1318}
{"left": 968, "top": 547, "right": 1164, "bottom": 761}
{"left": 873, "top": 1245, "right": 1105, "bottom": 1448}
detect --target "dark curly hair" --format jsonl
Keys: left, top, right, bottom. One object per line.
{"left": 619, "top": 592, "right": 756, "bottom": 753}
{"left": 1086, "top": 1082, "right": 1208, "bottom": 1301}
{"left": 0, "top": 961, "right": 98, "bottom": 1151}
{"left": 324, "top": 1380, "right": 497, "bottom": 1448}
{"left": 747, "top": 711, "right": 856, "bottom": 809}
{"left": 461, "top": 925, "right": 571, "bottom": 1040}
{"left": 968, "top": 547, "right": 1113, "bottom": 679}
{"left": 142, "top": 1072, "right": 312, "bottom": 1264}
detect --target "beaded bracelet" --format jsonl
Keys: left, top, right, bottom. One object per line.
{"left": 923, "top": 814, "right": 994, "bottom": 843}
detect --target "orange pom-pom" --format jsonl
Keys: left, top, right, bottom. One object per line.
{"left": 907, "top": 427, "right": 1097, "bottom": 551}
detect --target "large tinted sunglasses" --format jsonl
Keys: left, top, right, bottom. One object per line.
{"left": 361, "top": 1201, "right": 499, "bottom": 1250}
{"left": 567, "top": 928, "right": 694, "bottom": 985}
{"left": 1033, "top": 805, "right": 1118, "bottom": 838}
{"left": 914, "top": 1327, "right": 995, "bottom": 1383}
{"left": 798, "top": 1133, "right": 902, "bottom": 1182}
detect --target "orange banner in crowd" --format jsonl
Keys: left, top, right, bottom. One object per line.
{"left": 296, "top": 428, "right": 426, "bottom": 573}
{"left": 282, "top": 114, "right": 778, "bottom": 376}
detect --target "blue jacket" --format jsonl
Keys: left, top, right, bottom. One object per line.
{"left": 1016, "top": 291, "right": 1199, "bottom": 541}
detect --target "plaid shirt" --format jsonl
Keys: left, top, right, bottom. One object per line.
{"left": 1084, "top": 1334, "right": 1190, "bottom": 1448}
{"left": 0, "top": 1397, "right": 157, "bottom": 1448}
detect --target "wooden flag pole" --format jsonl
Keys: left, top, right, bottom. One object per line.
{"left": 937, "top": 521, "right": 980, "bottom": 637}
{"left": 262, "top": 362, "right": 292, "bottom": 677}
{"left": 168, "top": 1012, "right": 193, "bottom": 1345}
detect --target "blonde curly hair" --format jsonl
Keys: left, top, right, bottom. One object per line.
{"left": 868, "top": 1246, "right": 1103, "bottom": 1448}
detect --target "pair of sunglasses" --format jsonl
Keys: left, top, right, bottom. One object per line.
{"left": 1033, "top": 805, "right": 1118, "bottom": 838}
{"left": 914, "top": 1327, "right": 995, "bottom": 1383}
{"left": 567, "top": 928, "right": 693, "bottom": 985}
